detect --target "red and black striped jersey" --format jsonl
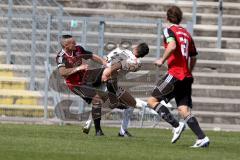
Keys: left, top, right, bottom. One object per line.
{"left": 163, "top": 24, "right": 198, "bottom": 80}
{"left": 56, "top": 45, "right": 93, "bottom": 89}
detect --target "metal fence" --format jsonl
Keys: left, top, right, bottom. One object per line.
{"left": 47, "top": 15, "right": 165, "bottom": 126}
{"left": 0, "top": 0, "right": 224, "bottom": 126}
{"left": 0, "top": 12, "right": 164, "bottom": 124}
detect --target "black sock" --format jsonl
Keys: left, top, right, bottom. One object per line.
{"left": 92, "top": 104, "right": 102, "bottom": 132}
{"left": 186, "top": 115, "right": 205, "bottom": 139}
{"left": 94, "top": 118, "right": 101, "bottom": 132}
{"left": 154, "top": 103, "right": 179, "bottom": 128}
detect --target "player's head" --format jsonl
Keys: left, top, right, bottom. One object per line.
{"left": 134, "top": 43, "right": 149, "bottom": 58}
{"left": 60, "top": 34, "right": 77, "bottom": 51}
{"left": 167, "top": 6, "right": 183, "bottom": 25}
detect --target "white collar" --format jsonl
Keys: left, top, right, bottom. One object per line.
{"left": 62, "top": 49, "right": 73, "bottom": 57}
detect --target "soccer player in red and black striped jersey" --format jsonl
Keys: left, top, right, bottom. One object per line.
{"left": 147, "top": 6, "right": 209, "bottom": 148}
{"left": 56, "top": 35, "right": 107, "bottom": 136}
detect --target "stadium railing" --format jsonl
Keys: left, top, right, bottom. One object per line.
{"left": 1, "top": 0, "right": 203, "bottom": 126}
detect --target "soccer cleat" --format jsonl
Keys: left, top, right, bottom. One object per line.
{"left": 191, "top": 136, "right": 210, "bottom": 148}
{"left": 96, "top": 129, "right": 104, "bottom": 136}
{"left": 118, "top": 130, "right": 132, "bottom": 137}
{"left": 171, "top": 122, "right": 186, "bottom": 143}
{"left": 82, "top": 119, "right": 92, "bottom": 134}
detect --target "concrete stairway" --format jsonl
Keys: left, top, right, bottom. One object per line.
{"left": 0, "top": 64, "right": 54, "bottom": 117}
{"left": 0, "top": 0, "right": 240, "bottom": 126}
{"left": 0, "top": 23, "right": 240, "bottom": 50}
{"left": 54, "top": 0, "right": 240, "bottom": 125}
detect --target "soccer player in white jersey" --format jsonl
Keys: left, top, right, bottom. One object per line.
{"left": 83, "top": 43, "right": 149, "bottom": 136}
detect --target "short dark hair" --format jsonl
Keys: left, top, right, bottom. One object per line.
{"left": 167, "top": 6, "right": 183, "bottom": 24}
{"left": 61, "top": 34, "right": 72, "bottom": 39}
{"left": 60, "top": 34, "right": 73, "bottom": 48}
{"left": 136, "top": 43, "right": 149, "bottom": 58}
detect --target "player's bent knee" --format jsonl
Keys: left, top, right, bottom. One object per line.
{"left": 147, "top": 97, "right": 159, "bottom": 108}
{"left": 92, "top": 95, "right": 103, "bottom": 105}
{"left": 119, "top": 91, "right": 136, "bottom": 107}
{"left": 178, "top": 105, "right": 190, "bottom": 118}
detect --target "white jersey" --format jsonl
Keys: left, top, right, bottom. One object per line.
{"left": 105, "top": 47, "right": 141, "bottom": 73}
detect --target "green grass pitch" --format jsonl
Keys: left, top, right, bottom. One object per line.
{"left": 0, "top": 123, "right": 239, "bottom": 160}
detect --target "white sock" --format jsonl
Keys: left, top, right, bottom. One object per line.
{"left": 119, "top": 107, "right": 134, "bottom": 134}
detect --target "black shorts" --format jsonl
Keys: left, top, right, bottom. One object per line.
{"left": 151, "top": 74, "right": 193, "bottom": 108}
{"left": 71, "top": 68, "right": 106, "bottom": 104}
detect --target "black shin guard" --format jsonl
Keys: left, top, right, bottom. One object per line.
{"left": 92, "top": 104, "right": 102, "bottom": 131}
{"left": 94, "top": 118, "right": 101, "bottom": 132}
{"left": 185, "top": 115, "right": 205, "bottom": 139}
{"left": 154, "top": 103, "right": 179, "bottom": 128}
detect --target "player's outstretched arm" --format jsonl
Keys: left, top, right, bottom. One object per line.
{"left": 91, "top": 54, "right": 108, "bottom": 66}
{"left": 102, "top": 62, "right": 122, "bottom": 82}
{"left": 155, "top": 41, "right": 176, "bottom": 67}
{"left": 58, "top": 64, "right": 88, "bottom": 78}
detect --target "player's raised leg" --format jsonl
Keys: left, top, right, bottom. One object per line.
{"left": 147, "top": 74, "right": 186, "bottom": 143}
{"left": 148, "top": 96, "right": 185, "bottom": 143}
